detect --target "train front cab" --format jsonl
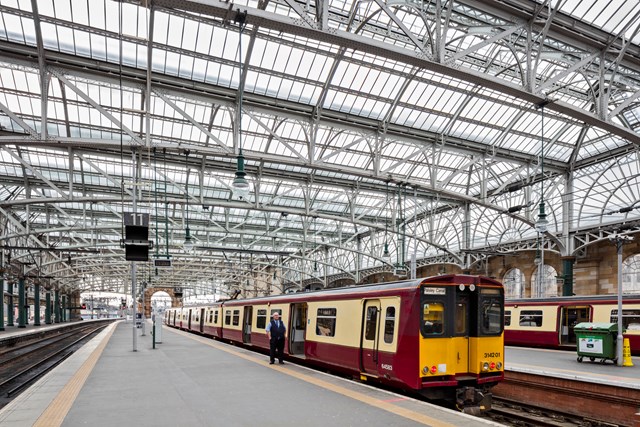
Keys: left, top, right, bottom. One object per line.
{"left": 419, "top": 276, "right": 504, "bottom": 413}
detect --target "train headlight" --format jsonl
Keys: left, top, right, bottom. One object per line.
{"left": 482, "top": 362, "right": 490, "bottom": 371}
{"left": 496, "top": 362, "right": 503, "bottom": 370}
{"left": 422, "top": 366, "right": 429, "bottom": 375}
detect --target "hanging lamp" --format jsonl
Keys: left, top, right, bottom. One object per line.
{"left": 183, "top": 149, "right": 194, "bottom": 253}
{"left": 231, "top": 10, "right": 250, "bottom": 200}
{"left": 383, "top": 181, "right": 391, "bottom": 259}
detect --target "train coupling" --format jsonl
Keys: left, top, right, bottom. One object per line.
{"left": 456, "top": 387, "right": 492, "bottom": 414}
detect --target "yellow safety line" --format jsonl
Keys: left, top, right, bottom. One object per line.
{"left": 33, "top": 323, "right": 117, "bottom": 427}
{"left": 177, "top": 329, "right": 457, "bottom": 427}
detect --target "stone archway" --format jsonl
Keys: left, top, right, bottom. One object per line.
{"left": 143, "top": 287, "right": 181, "bottom": 317}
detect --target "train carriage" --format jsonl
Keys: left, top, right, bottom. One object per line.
{"left": 165, "top": 274, "right": 504, "bottom": 413}
{"left": 505, "top": 295, "right": 640, "bottom": 355}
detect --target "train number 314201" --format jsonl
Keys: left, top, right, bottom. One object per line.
{"left": 484, "top": 352, "right": 500, "bottom": 358}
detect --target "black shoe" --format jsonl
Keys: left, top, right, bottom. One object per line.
{"left": 269, "top": 361, "right": 274, "bottom": 365}
{"left": 279, "top": 361, "right": 284, "bottom": 364}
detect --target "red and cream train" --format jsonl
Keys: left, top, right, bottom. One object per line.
{"left": 504, "top": 295, "right": 640, "bottom": 355}
{"left": 164, "top": 274, "right": 505, "bottom": 413}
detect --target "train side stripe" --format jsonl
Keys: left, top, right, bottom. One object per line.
{"left": 177, "top": 329, "right": 458, "bottom": 427}
{"left": 33, "top": 322, "right": 117, "bottom": 427}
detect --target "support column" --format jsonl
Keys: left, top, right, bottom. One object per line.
{"left": 7, "top": 282, "right": 14, "bottom": 326}
{"left": 45, "top": 290, "right": 51, "bottom": 324}
{"left": 561, "top": 256, "right": 575, "bottom": 296}
{"left": 18, "top": 277, "right": 26, "bottom": 328}
{"left": 61, "top": 295, "right": 67, "bottom": 322}
{"left": 54, "top": 289, "right": 60, "bottom": 323}
{"left": 34, "top": 283, "right": 41, "bottom": 326}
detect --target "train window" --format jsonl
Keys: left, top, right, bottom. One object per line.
{"left": 610, "top": 309, "right": 640, "bottom": 329}
{"left": 455, "top": 299, "right": 468, "bottom": 335}
{"left": 214, "top": 310, "right": 219, "bottom": 324}
{"left": 365, "top": 306, "right": 378, "bottom": 341}
{"left": 505, "top": 310, "right": 511, "bottom": 326}
{"left": 225, "top": 310, "right": 231, "bottom": 325}
{"left": 256, "top": 309, "right": 267, "bottom": 329}
{"left": 422, "top": 302, "right": 444, "bottom": 335}
{"left": 480, "top": 291, "right": 502, "bottom": 335}
{"left": 384, "top": 307, "right": 395, "bottom": 344}
{"left": 519, "top": 310, "right": 543, "bottom": 327}
{"left": 209, "top": 312, "right": 213, "bottom": 323}
{"left": 316, "top": 308, "right": 336, "bottom": 337}
{"left": 233, "top": 310, "right": 240, "bottom": 326}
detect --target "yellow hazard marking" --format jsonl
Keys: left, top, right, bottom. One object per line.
{"left": 33, "top": 323, "right": 117, "bottom": 427}
{"left": 177, "top": 329, "right": 458, "bottom": 427}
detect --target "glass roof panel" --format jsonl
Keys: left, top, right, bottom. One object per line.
{"left": 562, "top": 0, "right": 640, "bottom": 43}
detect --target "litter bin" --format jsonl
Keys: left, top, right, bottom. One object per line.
{"left": 574, "top": 322, "right": 618, "bottom": 364}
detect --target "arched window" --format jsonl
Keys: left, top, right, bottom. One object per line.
{"left": 503, "top": 268, "right": 525, "bottom": 299}
{"left": 532, "top": 265, "right": 558, "bottom": 298}
{"left": 622, "top": 254, "right": 640, "bottom": 294}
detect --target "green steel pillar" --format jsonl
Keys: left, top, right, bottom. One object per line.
{"left": 18, "top": 277, "right": 25, "bottom": 328}
{"left": 54, "top": 289, "right": 60, "bottom": 323}
{"left": 34, "top": 283, "right": 41, "bottom": 326}
{"left": 0, "top": 276, "right": 4, "bottom": 331}
{"left": 7, "top": 282, "right": 14, "bottom": 326}
{"left": 61, "top": 295, "right": 66, "bottom": 322}
{"left": 45, "top": 290, "right": 52, "bottom": 324}
{"left": 562, "top": 256, "right": 575, "bottom": 296}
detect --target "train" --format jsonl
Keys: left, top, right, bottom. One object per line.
{"left": 164, "top": 274, "right": 504, "bottom": 413}
{"left": 505, "top": 295, "right": 640, "bottom": 355}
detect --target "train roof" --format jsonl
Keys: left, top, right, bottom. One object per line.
{"left": 174, "top": 274, "right": 502, "bottom": 308}
{"left": 506, "top": 294, "right": 640, "bottom": 304}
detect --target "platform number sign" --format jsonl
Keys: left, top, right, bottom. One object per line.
{"left": 124, "top": 212, "right": 149, "bottom": 227}
{"left": 123, "top": 212, "right": 150, "bottom": 261}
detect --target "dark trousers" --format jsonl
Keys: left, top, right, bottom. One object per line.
{"left": 270, "top": 337, "right": 284, "bottom": 362}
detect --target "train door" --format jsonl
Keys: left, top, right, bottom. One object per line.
{"left": 560, "top": 306, "right": 590, "bottom": 345}
{"left": 187, "top": 308, "right": 192, "bottom": 330}
{"left": 453, "top": 292, "right": 470, "bottom": 372}
{"left": 288, "top": 303, "right": 307, "bottom": 355}
{"left": 243, "top": 306, "right": 253, "bottom": 344}
{"left": 199, "top": 308, "right": 205, "bottom": 333}
{"left": 360, "top": 299, "right": 381, "bottom": 376}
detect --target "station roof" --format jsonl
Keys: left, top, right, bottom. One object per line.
{"left": 0, "top": 0, "right": 639, "bottom": 296}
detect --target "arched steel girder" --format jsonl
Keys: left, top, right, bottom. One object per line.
{"left": 0, "top": 48, "right": 579, "bottom": 172}
{"left": 146, "top": 0, "right": 640, "bottom": 146}
{"left": 0, "top": 137, "right": 558, "bottom": 252}
{"left": 0, "top": 189, "right": 465, "bottom": 258}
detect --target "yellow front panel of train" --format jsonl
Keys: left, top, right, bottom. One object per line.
{"left": 418, "top": 338, "right": 471, "bottom": 377}
{"left": 469, "top": 336, "right": 503, "bottom": 374}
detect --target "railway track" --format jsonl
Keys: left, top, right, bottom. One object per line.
{"left": 490, "top": 369, "right": 638, "bottom": 427}
{"left": 483, "top": 396, "right": 623, "bottom": 427}
{"left": 0, "top": 324, "right": 107, "bottom": 409}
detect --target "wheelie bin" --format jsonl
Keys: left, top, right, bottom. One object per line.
{"left": 574, "top": 322, "right": 618, "bottom": 364}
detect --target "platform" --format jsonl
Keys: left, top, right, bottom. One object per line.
{"left": 0, "top": 321, "right": 503, "bottom": 427}
{"left": 505, "top": 346, "right": 640, "bottom": 389}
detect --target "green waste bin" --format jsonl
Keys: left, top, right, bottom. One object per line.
{"left": 574, "top": 322, "right": 618, "bottom": 364}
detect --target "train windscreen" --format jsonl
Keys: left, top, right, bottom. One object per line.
{"left": 479, "top": 288, "right": 503, "bottom": 336}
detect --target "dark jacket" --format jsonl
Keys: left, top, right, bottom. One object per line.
{"left": 269, "top": 319, "right": 286, "bottom": 342}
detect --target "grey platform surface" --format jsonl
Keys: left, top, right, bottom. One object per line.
{"left": 505, "top": 346, "right": 640, "bottom": 388}
{"left": 0, "top": 321, "right": 504, "bottom": 427}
